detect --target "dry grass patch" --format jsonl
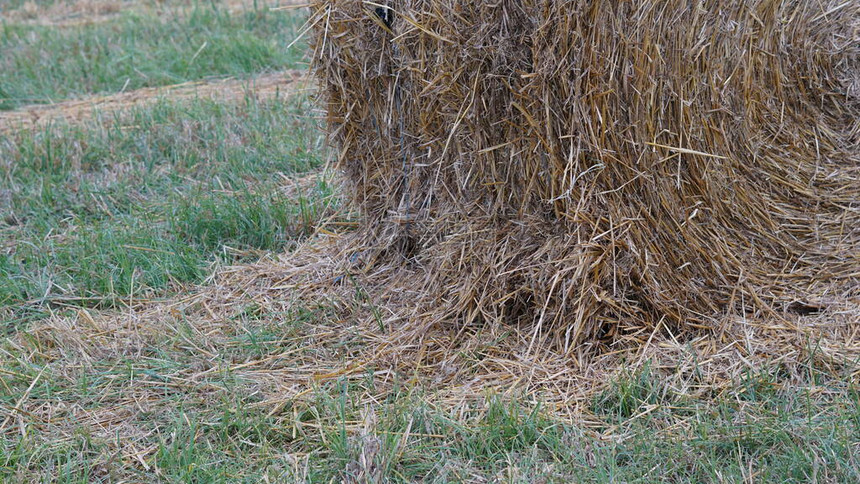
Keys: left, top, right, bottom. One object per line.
{"left": 3, "top": 0, "right": 124, "bottom": 25}
{"left": 2, "top": 234, "right": 858, "bottom": 480}
{"left": 0, "top": 70, "right": 309, "bottom": 133}
{"left": 2, "top": 0, "right": 309, "bottom": 27}
{"left": 12, "top": 232, "right": 858, "bottom": 419}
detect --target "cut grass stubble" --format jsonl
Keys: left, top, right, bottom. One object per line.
{"left": 1, "top": 297, "right": 857, "bottom": 482}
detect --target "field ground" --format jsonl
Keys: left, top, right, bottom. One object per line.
{"left": 1, "top": 0, "right": 308, "bottom": 27}
{"left": 0, "top": 70, "right": 309, "bottom": 132}
{"left": 1, "top": 1, "right": 859, "bottom": 482}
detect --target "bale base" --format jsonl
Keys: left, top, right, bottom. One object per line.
{"left": 311, "top": 0, "right": 860, "bottom": 349}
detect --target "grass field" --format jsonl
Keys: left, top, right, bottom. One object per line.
{"left": 0, "top": 1, "right": 305, "bottom": 110}
{"left": 1, "top": 1, "right": 858, "bottom": 482}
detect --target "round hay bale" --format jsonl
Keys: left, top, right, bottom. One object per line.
{"left": 310, "top": 0, "right": 859, "bottom": 351}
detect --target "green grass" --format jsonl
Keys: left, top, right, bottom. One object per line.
{"left": 2, "top": 314, "right": 857, "bottom": 483}
{"left": 274, "top": 367, "right": 858, "bottom": 482}
{"left": 0, "top": 93, "right": 332, "bottom": 325}
{"left": 0, "top": 3, "right": 306, "bottom": 109}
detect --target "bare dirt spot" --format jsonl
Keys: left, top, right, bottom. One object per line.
{"left": 0, "top": 70, "right": 310, "bottom": 133}
{"left": 1, "top": 0, "right": 309, "bottom": 27}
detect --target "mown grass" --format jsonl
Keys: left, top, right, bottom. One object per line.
{"left": 2, "top": 2, "right": 858, "bottom": 483}
{"left": 0, "top": 2, "right": 305, "bottom": 109}
{"left": 2, "top": 303, "right": 857, "bottom": 483}
{"left": 0, "top": 93, "right": 332, "bottom": 326}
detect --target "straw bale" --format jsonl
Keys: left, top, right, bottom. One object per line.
{"left": 309, "top": 0, "right": 859, "bottom": 352}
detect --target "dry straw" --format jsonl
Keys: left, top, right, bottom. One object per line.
{"left": 309, "top": 0, "right": 859, "bottom": 356}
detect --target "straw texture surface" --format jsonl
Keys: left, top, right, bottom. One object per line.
{"left": 310, "top": 0, "right": 859, "bottom": 352}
